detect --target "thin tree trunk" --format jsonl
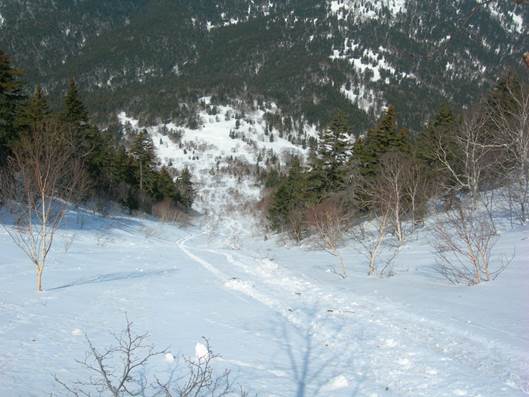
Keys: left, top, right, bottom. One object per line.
{"left": 36, "top": 265, "right": 44, "bottom": 292}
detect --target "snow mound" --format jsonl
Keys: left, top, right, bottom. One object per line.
{"left": 195, "top": 342, "right": 209, "bottom": 361}
{"left": 164, "top": 352, "right": 175, "bottom": 363}
{"left": 224, "top": 278, "right": 254, "bottom": 294}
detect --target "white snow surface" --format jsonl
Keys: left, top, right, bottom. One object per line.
{"left": 0, "top": 202, "right": 528, "bottom": 396}
{"left": 486, "top": 3, "right": 526, "bottom": 35}
{"left": 1, "top": 103, "right": 529, "bottom": 396}
{"left": 329, "top": 0, "right": 407, "bottom": 20}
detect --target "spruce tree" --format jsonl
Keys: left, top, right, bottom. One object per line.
{"left": 153, "top": 167, "right": 180, "bottom": 203}
{"left": 130, "top": 130, "right": 156, "bottom": 194}
{"left": 62, "top": 79, "right": 88, "bottom": 125}
{"left": 0, "top": 50, "right": 25, "bottom": 166}
{"left": 415, "top": 103, "right": 458, "bottom": 170}
{"left": 178, "top": 167, "right": 195, "bottom": 209}
{"left": 310, "top": 111, "right": 353, "bottom": 195}
{"left": 16, "top": 85, "right": 50, "bottom": 128}
{"left": 269, "top": 157, "right": 308, "bottom": 231}
{"left": 353, "top": 105, "right": 409, "bottom": 179}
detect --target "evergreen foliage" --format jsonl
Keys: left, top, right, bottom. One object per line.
{"left": 62, "top": 79, "right": 89, "bottom": 125}
{"left": 415, "top": 103, "right": 459, "bottom": 174}
{"left": 0, "top": 51, "right": 195, "bottom": 215}
{"left": 1, "top": 1, "right": 523, "bottom": 130}
{"left": 268, "top": 157, "right": 307, "bottom": 232}
{"left": 16, "top": 85, "right": 50, "bottom": 129}
{"left": 353, "top": 106, "right": 409, "bottom": 180}
{"left": 0, "top": 50, "right": 25, "bottom": 165}
{"left": 311, "top": 111, "right": 353, "bottom": 194}
{"left": 178, "top": 167, "right": 196, "bottom": 209}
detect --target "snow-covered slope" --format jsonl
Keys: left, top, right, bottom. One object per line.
{"left": 118, "top": 101, "right": 316, "bottom": 217}
{"left": 0, "top": 204, "right": 528, "bottom": 396}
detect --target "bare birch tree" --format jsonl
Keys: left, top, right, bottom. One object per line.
{"left": 0, "top": 120, "right": 85, "bottom": 291}
{"left": 489, "top": 77, "right": 529, "bottom": 224}
{"left": 307, "top": 199, "right": 348, "bottom": 278}
{"left": 352, "top": 170, "right": 400, "bottom": 276}
{"left": 432, "top": 203, "right": 505, "bottom": 285}
{"left": 352, "top": 208, "right": 393, "bottom": 276}
{"left": 434, "top": 108, "right": 500, "bottom": 206}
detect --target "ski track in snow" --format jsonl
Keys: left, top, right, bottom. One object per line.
{"left": 178, "top": 233, "right": 529, "bottom": 397}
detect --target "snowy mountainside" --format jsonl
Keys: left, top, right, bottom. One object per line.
{"left": 1, "top": 0, "right": 527, "bottom": 129}
{"left": 118, "top": 100, "right": 316, "bottom": 217}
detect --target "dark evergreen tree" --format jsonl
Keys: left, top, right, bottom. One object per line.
{"left": 353, "top": 105, "right": 409, "bottom": 179}
{"left": 16, "top": 85, "right": 50, "bottom": 128}
{"left": 415, "top": 103, "right": 458, "bottom": 170}
{"left": 314, "top": 111, "right": 353, "bottom": 193}
{"left": 0, "top": 50, "right": 25, "bottom": 166}
{"left": 130, "top": 130, "right": 156, "bottom": 195}
{"left": 153, "top": 167, "right": 180, "bottom": 203}
{"left": 62, "top": 79, "right": 88, "bottom": 125}
{"left": 178, "top": 167, "right": 195, "bottom": 209}
{"left": 268, "top": 157, "right": 307, "bottom": 231}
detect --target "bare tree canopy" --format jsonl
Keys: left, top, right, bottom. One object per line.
{"left": 0, "top": 119, "right": 86, "bottom": 291}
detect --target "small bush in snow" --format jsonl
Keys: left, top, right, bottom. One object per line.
{"left": 432, "top": 203, "right": 507, "bottom": 285}
{"left": 55, "top": 318, "right": 249, "bottom": 397}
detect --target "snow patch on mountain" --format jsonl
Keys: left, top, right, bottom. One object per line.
{"left": 487, "top": 3, "right": 526, "bottom": 35}
{"left": 118, "top": 101, "right": 316, "bottom": 216}
{"left": 329, "top": 0, "right": 407, "bottom": 20}
{"left": 341, "top": 84, "right": 380, "bottom": 113}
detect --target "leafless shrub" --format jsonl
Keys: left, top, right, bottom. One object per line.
{"left": 55, "top": 318, "right": 165, "bottom": 397}
{"left": 350, "top": 165, "right": 403, "bottom": 276}
{"left": 63, "top": 233, "right": 77, "bottom": 254}
{"left": 286, "top": 207, "right": 306, "bottom": 243}
{"left": 307, "top": 199, "right": 348, "bottom": 278}
{"left": 376, "top": 153, "right": 407, "bottom": 244}
{"left": 351, "top": 208, "right": 398, "bottom": 277}
{"left": 55, "top": 319, "right": 249, "bottom": 397}
{"left": 0, "top": 120, "right": 86, "bottom": 291}
{"left": 371, "top": 152, "right": 430, "bottom": 243}
{"left": 152, "top": 199, "right": 190, "bottom": 225}
{"left": 400, "top": 155, "right": 433, "bottom": 232}
{"left": 432, "top": 203, "right": 506, "bottom": 285}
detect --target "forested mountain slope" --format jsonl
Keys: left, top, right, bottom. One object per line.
{"left": 0, "top": 0, "right": 527, "bottom": 130}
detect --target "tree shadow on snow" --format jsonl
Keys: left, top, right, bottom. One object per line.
{"left": 269, "top": 306, "right": 368, "bottom": 397}
{"left": 0, "top": 203, "right": 144, "bottom": 233}
{"left": 48, "top": 268, "right": 179, "bottom": 291}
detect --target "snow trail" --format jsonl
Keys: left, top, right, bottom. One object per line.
{"left": 179, "top": 233, "right": 529, "bottom": 397}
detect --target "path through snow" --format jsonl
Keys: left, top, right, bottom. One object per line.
{"left": 179, "top": 232, "right": 529, "bottom": 397}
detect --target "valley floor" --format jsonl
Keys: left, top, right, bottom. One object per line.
{"left": 0, "top": 210, "right": 528, "bottom": 396}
